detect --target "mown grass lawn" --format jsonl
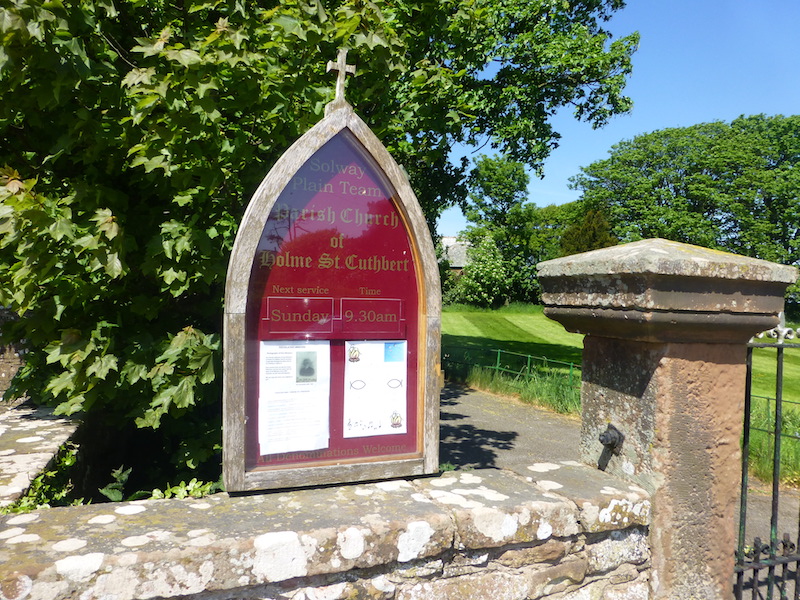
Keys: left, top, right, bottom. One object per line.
{"left": 441, "top": 303, "right": 584, "bottom": 413}
{"left": 442, "top": 303, "right": 583, "bottom": 367}
{"left": 751, "top": 345, "right": 800, "bottom": 405}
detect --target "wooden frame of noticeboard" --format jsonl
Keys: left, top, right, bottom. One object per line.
{"left": 222, "top": 101, "right": 441, "bottom": 492}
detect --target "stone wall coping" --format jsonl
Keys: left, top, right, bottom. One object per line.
{"left": 537, "top": 239, "right": 798, "bottom": 343}
{"left": 537, "top": 238, "right": 798, "bottom": 283}
{"left": 1, "top": 464, "right": 650, "bottom": 600}
{"left": 0, "top": 401, "right": 79, "bottom": 508}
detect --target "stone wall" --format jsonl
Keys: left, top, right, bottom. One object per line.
{"left": 0, "top": 465, "right": 650, "bottom": 600}
{"left": 0, "top": 345, "right": 22, "bottom": 397}
{"left": 0, "top": 308, "right": 22, "bottom": 398}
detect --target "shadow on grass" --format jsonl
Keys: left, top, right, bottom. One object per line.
{"left": 439, "top": 383, "right": 519, "bottom": 470}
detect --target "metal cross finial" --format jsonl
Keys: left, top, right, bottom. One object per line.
{"left": 327, "top": 48, "right": 356, "bottom": 103}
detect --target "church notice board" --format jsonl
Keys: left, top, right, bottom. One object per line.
{"left": 223, "top": 101, "right": 441, "bottom": 492}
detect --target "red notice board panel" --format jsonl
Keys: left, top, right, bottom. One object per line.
{"left": 244, "top": 131, "right": 420, "bottom": 471}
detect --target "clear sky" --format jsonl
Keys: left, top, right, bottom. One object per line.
{"left": 438, "top": 0, "right": 800, "bottom": 237}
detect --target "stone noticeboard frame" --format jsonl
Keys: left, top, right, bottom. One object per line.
{"left": 223, "top": 73, "right": 441, "bottom": 493}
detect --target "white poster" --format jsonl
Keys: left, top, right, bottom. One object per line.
{"left": 343, "top": 340, "right": 407, "bottom": 438}
{"left": 259, "top": 341, "right": 330, "bottom": 455}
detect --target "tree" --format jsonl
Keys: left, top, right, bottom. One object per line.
{"left": 571, "top": 114, "right": 800, "bottom": 256}
{"left": 461, "top": 156, "right": 595, "bottom": 302}
{"left": 527, "top": 202, "right": 582, "bottom": 263}
{"left": 571, "top": 114, "right": 800, "bottom": 302}
{"left": 0, "top": 0, "right": 637, "bottom": 489}
{"left": 446, "top": 236, "right": 509, "bottom": 308}
{"left": 460, "top": 155, "right": 533, "bottom": 302}
{"left": 559, "top": 208, "right": 618, "bottom": 256}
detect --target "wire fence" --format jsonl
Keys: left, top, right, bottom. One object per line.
{"left": 441, "top": 345, "right": 581, "bottom": 388}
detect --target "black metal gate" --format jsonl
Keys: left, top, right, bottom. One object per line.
{"left": 736, "top": 322, "right": 800, "bottom": 599}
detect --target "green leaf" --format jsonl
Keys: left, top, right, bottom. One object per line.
{"left": 166, "top": 48, "right": 202, "bottom": 67}
{"left": 74, "top": 233, "right": 99, "bottom": 250}
{"left": 161, "top": 267, "right": 186, "bottom": 285}
{"left": 98, "top": 466, "right": 131, "bottom": 502}
{"left": 135, "top": 95, "right": 161, "bottom": 110}
{"left": 273, "top": 15, "right": 306, "bottom": 40}
{"left": 98, "top": 486, "right": 123, "bottom": 502}
{"left": 104, "top": 252, "right": 123, "bottom": 278}
{"left": 53, "top": 394, "right": 86, "bottom": 416}
{"left": 130, "top": 154, "right": 168, "bottom": 173}
{"left": 132, "top": 38, "right": 162, "bottom": 57}
{"left": 45, "top": 370, "right": 75, "bottom": 398}
{"left": 147, "top": 362, "right": 175, "bottom": 385}
{"left": 122, "top": 360, "right": 148, "bottom": 384}
{"left": 122, "top": 68, "right": 156, "bottom": 88}
{"left": 0, "top": 9, "right": 25, "bottom": 34}
{"left": 196, "top": 79, "right": 218, "bottom": 99}
{"left": 92, "top": 208, "right": 120, "bottom": 240}
{"left": 87, "top": 354, "right": 118, "bottom": 379}
{"left": 188, "top": 345, "right": 215, "bottom": 384}
{"left": 172, "top": 376, "right": 195, "bottom": 409}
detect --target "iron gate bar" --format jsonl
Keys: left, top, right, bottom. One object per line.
{"left": 767, "top": 344, "right": 783, "bottom": 599}
{"left": 736, "top": 346, "right": 753, "bottom": 596}
{"left": 736, "top": 338, "right": 800, "bottom": 599}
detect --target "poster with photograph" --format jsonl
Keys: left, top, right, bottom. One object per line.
{"left": 259, "top": 341, "right": 331, "bottom": 455}
{"left": 343, "top": 340, "right": 407, "bottom": 438}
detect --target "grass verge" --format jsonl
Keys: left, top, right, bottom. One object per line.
{"left": 464, "top": 365, "right": 581, "bottom": 415}
{"left": 442, "top": 304, "right": 583, "bottom": 415}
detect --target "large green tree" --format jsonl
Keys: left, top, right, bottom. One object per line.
{"left": 571, "top": 114, "right": 800, "bottom": 263}
{"left": 0, "top": 0, "right": 637, "bottom": 486}
{"left": 459, "top": 155, "right": 591, "bottom": 303}
{"left": 459, "top": 154, "right": 537, "bottom": 303}
{"left": 528, "top": 202, "right": 582, "bottom": 263}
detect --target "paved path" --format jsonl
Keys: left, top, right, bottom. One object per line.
{"left": 0, "top": 399, "right": 79, "bottom": 507}
{"left": 441, "top": 383, "right": 800, "bottom": 561}
{"left": 439, "top": 383, "right": 581, "bottom": 472}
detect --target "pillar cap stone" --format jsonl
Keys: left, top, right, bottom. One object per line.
{"left": 537, "top": 239, "right": 798, "bottom": 343}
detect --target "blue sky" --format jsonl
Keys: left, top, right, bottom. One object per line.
{"left": 437, "top": 0, "right": 800, "bottom": 237}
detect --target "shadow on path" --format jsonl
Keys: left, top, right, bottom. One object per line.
{"left": 439, "top": 422, "right": 518, "bottom": 470}
{"left": 438, "top": 382, "right": 580, "bottom": 473}
{"left": 439, "top": 383, "right": 518, "bottom": 469}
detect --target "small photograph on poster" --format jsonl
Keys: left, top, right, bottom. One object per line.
{"left": 259, "top": 341, "right": 330, "bottom": 456}
{"left": 344, "top": 340, "right": 407, "bottom": 438}
{"left": 296, "top": 351, "right": 318, "bottom": 382}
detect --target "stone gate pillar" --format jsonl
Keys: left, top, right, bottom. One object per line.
{"left": 537, "top": 239, "right": 798, "bottom": 600}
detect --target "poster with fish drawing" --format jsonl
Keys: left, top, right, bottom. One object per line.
{"left": 343, "top": 340, "right": 407, "bottom": 438}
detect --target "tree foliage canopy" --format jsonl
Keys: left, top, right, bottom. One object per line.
{"left": 0, "top": 0, "right": 636, "bottom": 483}
{"left": 448, "top": 236, "right": 509, "bottom": 309}
{"left": 457, "top": 154, "right": 537, "bottom": 304}
{"left": 456, "top": 155, "right": 594, "bottom": 305}
{"left": 571, "top": 115, "right": 800, "bottom": 267}
{"left": 559, "top": 208, "right": 617, "bottom": 256}
{"left": 464, "top": 155, "right": 530, "bottom": 231}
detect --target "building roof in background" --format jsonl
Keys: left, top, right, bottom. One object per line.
{"left": 441, "top": 236, "right": 470, "bottom": 268}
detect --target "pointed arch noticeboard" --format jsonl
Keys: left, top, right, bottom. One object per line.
{"left": 223, "top": 102, "right": 441, "bottom": 492}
